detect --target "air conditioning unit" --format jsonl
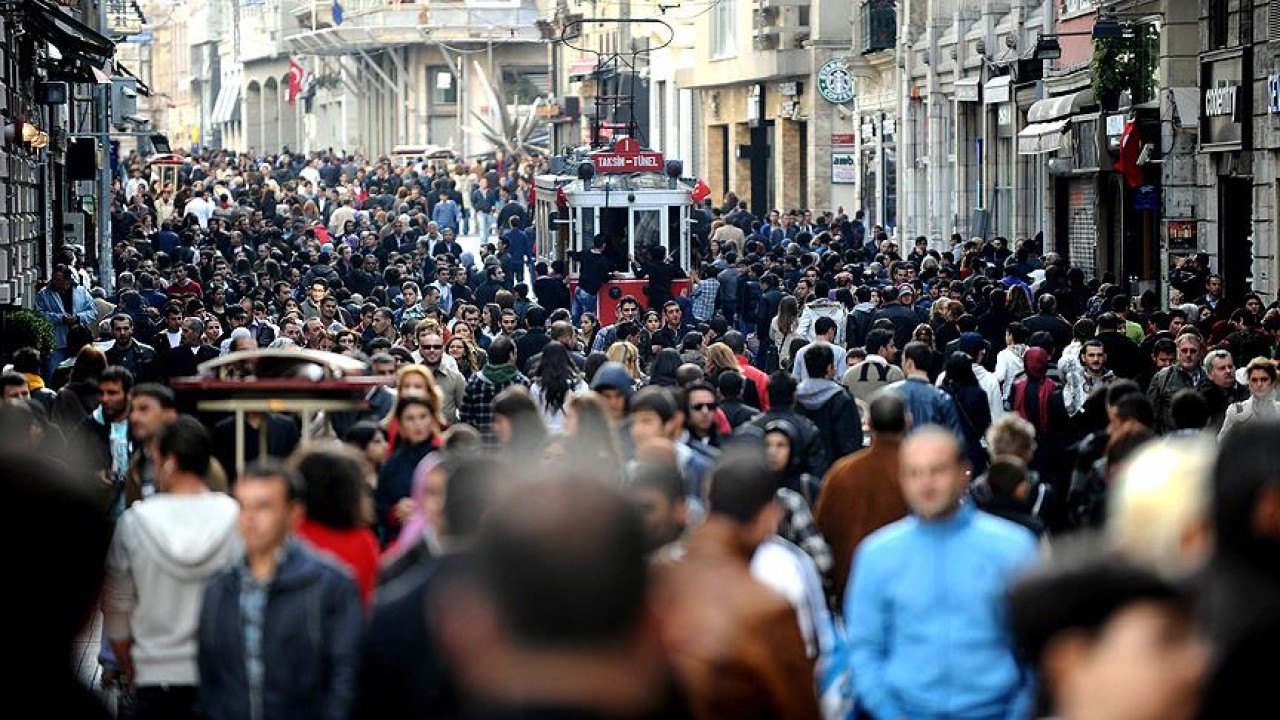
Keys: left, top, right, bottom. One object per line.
{"left": 754, "top": 32, "right": 780, "bottom": 50}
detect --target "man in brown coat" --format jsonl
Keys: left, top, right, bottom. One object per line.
{"left": 659, "top": 452, "right": 821, "bottom": 720}
{"left": 815, "top": 393, "right": 910, "bottom": 608}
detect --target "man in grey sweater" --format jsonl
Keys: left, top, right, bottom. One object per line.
{"left": 104, "top": 417, "right": 241, "bottom": 720}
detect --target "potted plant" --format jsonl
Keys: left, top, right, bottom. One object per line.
{"left": 1091, "top": 26, "right": 1158, "bottom": 110}
{"left": 0, "top": 306, "right": 55, "bottom": 364}
{"left": 1090, "top": 36, "right": 1133, "bottom": 111}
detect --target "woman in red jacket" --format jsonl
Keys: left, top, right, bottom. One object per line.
{"left": 293, "top": 444, "right": 381, "bottom": 608}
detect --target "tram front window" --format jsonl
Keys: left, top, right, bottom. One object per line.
{"left": 598, "top": 208, "right": 631, "bottom": 272}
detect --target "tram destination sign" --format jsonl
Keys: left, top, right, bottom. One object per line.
{"left": 592, "top": 137, "right": 664, "bottom": 174}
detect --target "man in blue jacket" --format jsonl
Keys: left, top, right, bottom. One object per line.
{"left": 197, "top": 459, "right": 362, "bottom": 720}
{"left": 36, "top": 264, "right": 99, "bottom": 378}
{"left": 845, "top": 426, "right": 1037, "bottom": 720}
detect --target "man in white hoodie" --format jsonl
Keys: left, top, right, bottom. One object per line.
{"left": 105, "top": 416, "right": 241, "bottom": 720}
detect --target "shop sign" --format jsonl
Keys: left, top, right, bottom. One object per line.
{"left": 1201, "top": 48, "right": 1250, "bottom": 151}
{"left": 817, "top": 58, "right": 856, "bottom": 104}
{"left": 1133, "top": 183, "right": 1160, "bottom": 212}
{"left": 778, "top": 82, "right": 800, "bottom": 97}
{"left": 955, "top": 79, "right": 980, "bottom": 103}
{"left": 831, "top": 152, "right": 857, "bottom": 183}
{"left": 1167, "top": 219, "right": 1198, "bottom": 252}
{"left": 1268, "top": 74, "right": 1280, "bottom": 114}
{"left": 591, "top": 137, "right": 664, "bottom": 174}
{"left": 831, "top": 133, "right": 857, "bottom": 146}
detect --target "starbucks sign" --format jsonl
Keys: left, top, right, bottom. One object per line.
{"left": 817, "top": 58, "right": 855, "bottom": 104}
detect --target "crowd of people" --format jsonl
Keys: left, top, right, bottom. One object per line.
{"left": 4, "top": 146, "right": 1278, "bottom": 720}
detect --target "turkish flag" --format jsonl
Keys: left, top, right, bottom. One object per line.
{"left": 1114, "top": 120, "right": 1144, "bottom": 188}
{"left": 691, "top": 178, "right": 711, "bottom": 204}
{"left": 287, "top": 58, "right": 305, "bottom": 107}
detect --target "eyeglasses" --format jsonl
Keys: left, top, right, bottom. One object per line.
{"left": 690, "top": 403, "right": 718, "bottom": 412}
{"left": 421, "top": 344, "right": 444, "bottom": 350}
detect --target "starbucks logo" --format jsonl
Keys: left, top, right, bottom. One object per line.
{"left": 817, "top": 58, "right": 856, "bottom": 104}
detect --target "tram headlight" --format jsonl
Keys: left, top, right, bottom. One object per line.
{"left": 576, "top": 162, "right": 596, "bottom": 182}
{"left": 664, "top": 159, "right": 684, "bottom": 179}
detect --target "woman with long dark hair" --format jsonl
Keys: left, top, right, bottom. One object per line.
{"left": 941, "top": 351, "right": 993, "bottom": 476}
{"left": 647, "top": 348, "right": 683, "bottom": 388}
{"left": 529, "top": 342, "right": 586, "bottom": 433}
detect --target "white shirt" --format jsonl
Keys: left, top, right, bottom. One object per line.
{"left": 183, "top": 197, "right": 214, "bottom": 229}
{"left": 751, "top": 536, "right": 836, "bottom": 659}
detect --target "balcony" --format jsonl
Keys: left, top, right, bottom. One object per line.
{"left": 859, "top": 0, "right": 896, "bottom": 54}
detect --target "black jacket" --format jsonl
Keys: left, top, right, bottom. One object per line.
{"left": 795, "top": 379, "right": 864, "bottom": 467}
{"left": 534, "top": 275, "right": 571, "bottom": 312}
{"left": 873, "top": 303, "right": 926, "bottom": 352}
{"left": 165, "top": 343, "right": 221, "bottom": 380}
{"left": 212, "top": 413, "right": 301, "bottom": 484}
{"left": 356, "top": 554, "right": 466, "bottom": 720}
{"left": 105, "top": 340, "right": 158, "bottom": 382}
{"left": 198, "top": 542, "right": 363, "bottom": 720}
{"left": 574, "top": 250, "right": 611, "bottom": 295}
{"left": 635, "top": 260, "right": 687, "bottom": 311}
{"left": 743, "top": 409, "right": 829, "bottom": 477}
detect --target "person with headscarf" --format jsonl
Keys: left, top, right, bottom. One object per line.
{"left": 1011, "top": 346, "right": 1067, "bottom": 482}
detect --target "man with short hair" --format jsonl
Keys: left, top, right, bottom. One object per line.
{"left": 105, "top": 417, "right": 241, "bottom": 720}
{"left": 886, "top": 341, "right": 963, "bottom": 437}
{"left": 795, "top": 343, "right": 863, "bottom": 464}
{"left": 419, "top": 330, "right": 465, "bottom": 423}
{"left": 1, "top": 371, "right": 31, "bottom": 402}
{"left": 300, "top": 280, "right": 329, "bottom": 320}
{"left": 105, "top": 314, "right": 158, "bottom": 382}
{"left": 816, "top": 393, "right": 911, "bottom": 608}
{"left": 664, "top": 453, "right": 822, "bottom": 718}
{"left": 843, "top": 328, "right": 904, "bottom": 403}
{"left": 1066, "top": 339, "right": 1117, "bottom": 417}
{"left": 197, "top": 459, "right": 362, "bottom": 720}
{"left": 847, "top": 427, "right": 1037, "bottom": 720}
{"left": 1147, "top": 333, "right": 1206, "bottom": 433}
{"left": 1199, "top": 348, "right": 1247, "bottom": 433}
{"left": 460, "top": 336, "right": 529, "bottom": 444}
{"left": 791, "top": 316, "right": 847, "bottom": 382}
{"left": 873, "top": 283, "right": 927, "bottom": 351}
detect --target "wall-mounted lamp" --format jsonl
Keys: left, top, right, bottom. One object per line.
{"left": 4, "top": 120, "right": 49, "bottom": 149}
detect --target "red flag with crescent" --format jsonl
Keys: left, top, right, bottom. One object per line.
{"left": 691, "top": 178, "right": 711, "bottom": 204}
{"left": 287, "top": 58, "right": 305, "bottom": 106}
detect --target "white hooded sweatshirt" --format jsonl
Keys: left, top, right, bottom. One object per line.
{"left": 104, "top": 493, "right": 241, "bottom": 686}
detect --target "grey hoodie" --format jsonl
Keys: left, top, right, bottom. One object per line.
{"left": 795, "top": 377, "right": 845, "bottom": 410}
{"left": 104, "top": 493, "right": 241, "bottom": 686}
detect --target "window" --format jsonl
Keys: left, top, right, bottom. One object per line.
{"left": 711, "top": 0, "right": 737, "bottom": 58}
{"left": 501, "top": 68, "right": 550, "bottom": 105}
{"left": 1209, "top": 0, "right": 1228, "bottom": 50}
{"left": 430, "top": 69, "right": 457, "bottom": 105}
{"left": 1073, "top": 118, "right": 1099, "bottom": 171}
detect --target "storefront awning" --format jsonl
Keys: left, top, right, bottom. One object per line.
{"left": 1026, "top": 89, "right": 1095, "bottom": 123}
{"left": 1017, "top": 119, "right": 1068, "bottom": 155}
{"left": 23, "top": 0, "right": 115, "bottom": 60}
{"left": 984, "top": 75, "right": 1011, "bottom": 104}
{"left": 567, "top": 56, "right": 601, "bottom": 81}
{"left": 211, "top": 80, "right": 241, "bottom": 125}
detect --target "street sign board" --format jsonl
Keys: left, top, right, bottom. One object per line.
{"left": 591, "top": 137, "right": 664, "bottom": 174}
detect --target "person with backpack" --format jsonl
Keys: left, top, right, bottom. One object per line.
{"left": 843, "top": 328, "right": 905, "bottom": 405}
